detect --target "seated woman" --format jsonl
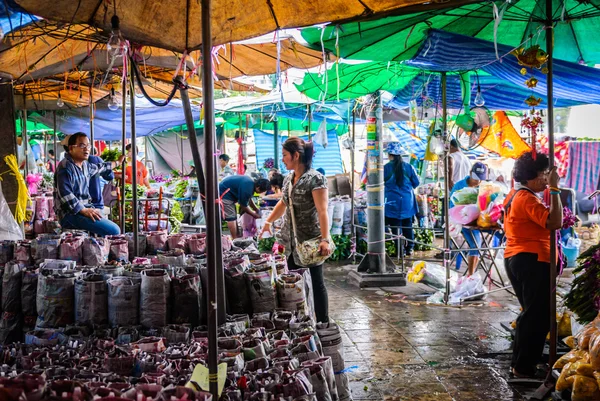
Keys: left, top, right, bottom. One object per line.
{"left": 55, "top": 133, "right": 124, "bottom": 236}
{"left": 504, "top": 151, "right": 562, "bottom": 378}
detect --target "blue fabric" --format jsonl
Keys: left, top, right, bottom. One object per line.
{"left": 0, "top": 2, "right": 37, "bottom": 36}
{"left": 253, "top": 129, "right": 344, "bottom": 175}
{"left": 461, "top": 228, "right": 482, "bottom": 257}
{"left": 386, "top": 122, "right": 487, "bottom": 159}
{"left": 54, "top": 154, "right": 112, "bottom": 219}
{"left": 60, "top": 214, "right": 120, "bottom": 237}
{"left": 449, "top": 176, "right": 470, "bottom": 208}
{"left": 31, "top": 98, "right": 200, "bottom": 141}
{"left": 383, "top": 161, "right": 420, "bottom": 220}
{"left": 88, "top": 155, "right": 114, "bottom": 208}
{"left": 405, "top": 29, "right": 600, "bottom": 106}
{"left": 219, "top": 175, "right": 255, "bottom": 207}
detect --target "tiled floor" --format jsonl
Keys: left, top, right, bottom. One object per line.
{"left": 324, "top": 260, "right": 570, "bottom": 401}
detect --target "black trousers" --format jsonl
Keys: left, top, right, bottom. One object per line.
{"left": 287, "top": 253, "right": 329, "bottom": 323}
{"left": 505, "top": 253, "right": 550, "bottom": 375}
{"left": 385, "top": 216, "right": 415, "bottom": 252}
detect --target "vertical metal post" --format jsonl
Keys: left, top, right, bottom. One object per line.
{"left": 53, "top": 111, "right": 57, "bottom": 171}
{"left": 350, "top": 107, "right": 356, "bottom": 264}
{"left": 130, "top": 62, "right": 139, "bottom": 256}
{"left": 120, "top": 83, "right": 127, "bottom": 233}
{"left": 89, "top": 86, "right": 95, "bottom": 149}
{"left": 546, "top": 4, "right": 557, "bottom": 371}
{"left": 180, "top": 127, "right": 185, "bottom": 174}
{"left": 273, "top": 119, "right": 279, "bottom": 170}
{"left": 357, "top": 92, "right": 387, "bottom": 273}
{"left": 442, "top": 72, "right": 451, "bottom": 304}
{"left": 201, "top": 0, "right": 224, "bottom": 395}
{"left": 307, "top": 104, "right": 312, "bottom": 141}
{"left": 22, "top": 110, "right": 28, "bottom": 177}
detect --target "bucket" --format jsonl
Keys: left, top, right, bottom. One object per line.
{"left": 562, "top": 245, "right": 580, "bottom": 268}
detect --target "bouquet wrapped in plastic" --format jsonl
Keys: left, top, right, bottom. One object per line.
{"left": 450, "top": 187, "right": 479, "bottom": 206}
{"left": 477, "top": 201, "right": 504, "bottom": 228}
{"left": 407, "top": 261, "right": 458, "bottom": 291}
{"left": 449, "top": 204, "right": 480, "bottom": 225}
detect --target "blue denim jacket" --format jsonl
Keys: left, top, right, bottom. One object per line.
{"left": 54, "top": 154, "right": 111, "bottom": 219}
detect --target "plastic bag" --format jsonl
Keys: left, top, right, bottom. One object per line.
{"left": 477, "top": 201, "right": 504, "bottom": 228}
{"left": 448, "top": 273, "right": 486, "bottom": 304}
{"left": 82, "top": 237, "right": 110, "bottom": 266}
{"left": 171, "top": 274, "right": 201, "bottom": 326}
{"left": 157, "top": 249, "right": 187, "bottom": 266}
{"left": 35, "top": 196, "right": 51, "bottom": 220}
{"left": 0, "top": 182, "right": 24, "bottom": 241}
{"left": 449, "top": 205, "right": 480, "bottom": 225}
{"left": 224, "top": 257, "right": 252, "bottom": 315}
{"left": 450, "top": 187, "right": 479, "bottom": 206}
{"left": 74, "top": 274, "right": 108, "bottom": 326}
{"left": 246, "top": 264, "right": 277, "bottom": 313}
{"left": 276, "top": 273, "right": 308, "bottom": 316}
{"left": 31, "top": 235, "right": 61, "bottom": 265}
{"left": 407, "top": 261, "right": 458, "bottom": 291}
{"left": 478, "top": 181, "right": 505, "bottom": 211}
{"left": 572, "top": 375, "right": 600, "bottom": 401}
{"left": 167, "top": 233, "right": 189, "bottom": 252}
{"left": 140, "top": 269, "right": 171, "bottom": 328}
{"left": 146, "top": 231, "right": 168, "bottom": 255}
{"left": 59, "top": 236, "right": 84, "bottom": 264}
{"left": 21, "top": 268, "right": 38, "bottom": 325}
{"left": 36, "top": 270, "right": 76, "bottom": 328}
{"left": 330, "top": 201, "right": 344, "bottom": 236}
{"left": 107, "top": 277, "right": 140, "bottom": 327}
{"left": 241, "top": 213, "right": 257, "bottom": 238}
{"left": 188, "top": 234, "right": 206, "bottom": 255}
{"left": 109, "top": 239, "right": 129, "bottom": 263}
{"left": 2, "top": 261, "right": 23, "bottom": 314}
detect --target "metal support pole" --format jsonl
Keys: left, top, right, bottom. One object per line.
{"left": 44, "top": 132, "right": 48, "bottom": 169}
{"left": 180, "top": 127, "right": 185, "bottom": 174}
{"left": 307, "top": 104, "right": 312, "bottom": 141}
{"left": 201, "top": 0, "right": 222, "bottom": 396}
{"left": 89, "top": 86, "right": 95, "bottom": 149}
{"left": 351, "top": 107, "right": 357, "bottom": 264}
{"left": 130, "top": 63, "right": 139, "bottom": 257}
{"left": 120, "top": 84, "right": 127, "bottom": 233}
{"left": 274, "top": 119, "right": 280, "bottom": 170}
{"left": 53, "top": 112, "right": 57, "bottom": 171}
{"left": 442, "top": 72, "right": 451, "bottom": 304}
{"left": 22, "top": 110, "right": 28, "bottom": 177}
{"left": 357, "top": 92, "right": 388, "bottom": 273}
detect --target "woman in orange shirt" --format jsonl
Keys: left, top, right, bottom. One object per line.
{"left": 124, "top": 144, "right": 150, "bottom": 188}
{"left": 504, "top": 151, "right": 562, "bottom": 379}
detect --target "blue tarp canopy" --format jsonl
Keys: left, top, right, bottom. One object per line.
{"left": 253, "top": 129, "right": 344, "bottom": 175}
{"left": 386, "top": 122, "right": 487, "bottom": 159}
{"left": 29, "top": 97, "right": 200, "bottom": 141}
{"left": 0, "top": 1, "right": 36, "bottom": 37}
{"left": 404, "top": 29, "right": 600, "bottom": 106}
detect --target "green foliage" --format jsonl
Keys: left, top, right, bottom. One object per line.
{"left": 357, "top": 239, "right": 367, "bottom": 255}
{"left": 124, "top": 184, "right": 146, "bottom": 199}
{"left": 329, "top": 235, "right": 352, "bottom": 262}
{"left": 100, "top": 148, "right": 122, "bottom": 162}
{"left": 414, "top": 230, "right": 434, "bottom": 251}
{"left": 258, "top": 237, "right": 276, "bottom": 253}
{"left": 169, "top": 201, "right": 184, "bottom": 234}
{"left": 173, "top": 180, "right": 189, "bottom": 198}
{"left": 385, "top": 240, "right": 397, "bottom": 257}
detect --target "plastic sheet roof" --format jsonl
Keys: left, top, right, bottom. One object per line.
{"left": 13, "top": 0, "right": 464, "bottom": 52}
{"left": 301, "top": 0, "right": 600, "bottom": 65}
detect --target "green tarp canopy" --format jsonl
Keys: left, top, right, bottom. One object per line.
{"left": 301, "top": 0, "right": 600, "bottom": 65}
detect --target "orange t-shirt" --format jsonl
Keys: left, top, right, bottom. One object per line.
{"left": 503, "top": 189, "right": 551, "bottom": 263}
{"left": 125, "top": 161, "right": 148, "bottom": 185}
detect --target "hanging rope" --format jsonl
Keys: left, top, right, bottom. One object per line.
{"left": 130, "top": 55, "right": 177, "bottom": 107}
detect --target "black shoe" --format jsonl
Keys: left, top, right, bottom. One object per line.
{"left": 434, "top": 252, "right": 444, "bottom": 260}
{"left": 405, "top": 250, "right": 413, "bottom": 257}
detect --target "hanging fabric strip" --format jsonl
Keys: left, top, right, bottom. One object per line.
{"left": 493, "top": 1, "right": 508, "bottom": 60}
{"left": 335, "top": 26, "right": 340, "bottom": 102}
{"left": 320, "top": 27, "right": 328, "bottom": 105}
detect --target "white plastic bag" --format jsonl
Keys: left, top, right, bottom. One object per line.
{"left": 448, "top": 273, "right": 486, "bottom": 304}
{"left": 315, "top": 118, "right": 329, "bottom": 149}
{"left": 0, "top": 182, "right": 24, "bottom": 241}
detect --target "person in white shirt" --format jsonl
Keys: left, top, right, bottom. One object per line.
{"left": 448, "top": 139, "right": 472, "bottom": 191}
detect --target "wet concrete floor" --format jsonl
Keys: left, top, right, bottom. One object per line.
{"left": 324, "top": 261, "right": 572, "bottom": 401}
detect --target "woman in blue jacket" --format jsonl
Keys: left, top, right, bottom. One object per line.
{"left": 384, "top": 142, "right": 420, "bottom": 256}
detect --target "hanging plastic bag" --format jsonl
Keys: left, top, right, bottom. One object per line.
{"left": 0, "top": 182, "right": 23, "bottom": 241}
{"left": 315, "top": 118, "right": 329, "bottom": 149}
